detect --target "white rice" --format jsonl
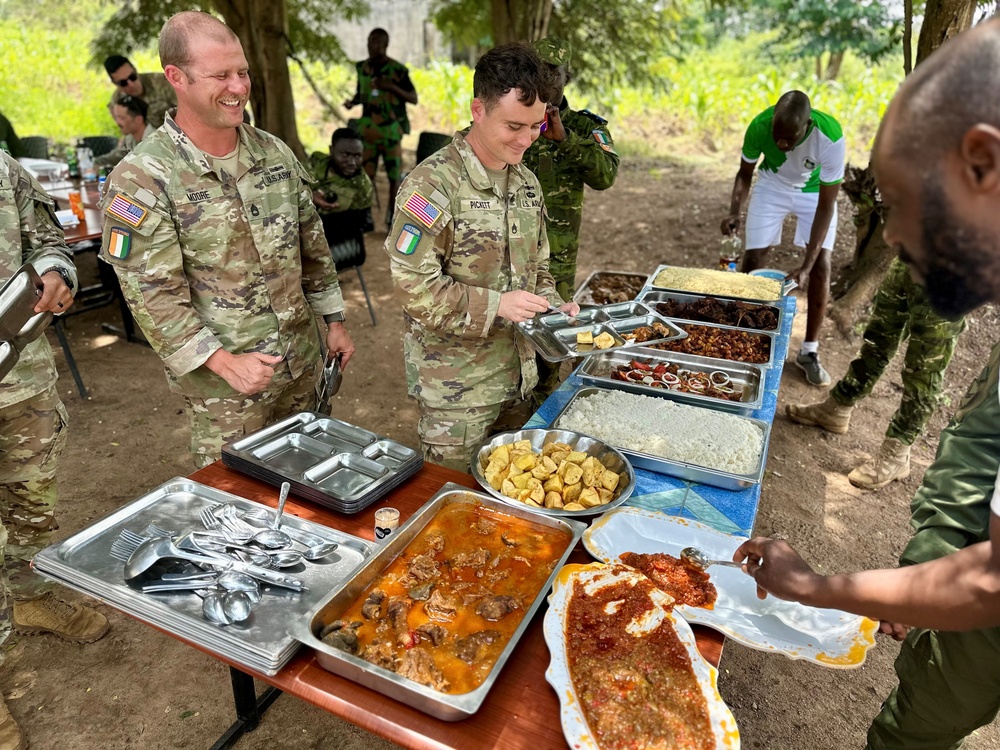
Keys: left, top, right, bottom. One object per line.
{"left": 556, "top": 390, "right": 764, "bottom": 475}
{"left": 654, "top": 266, "right": 782, "bottom": 301}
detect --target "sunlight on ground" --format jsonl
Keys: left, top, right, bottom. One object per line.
{"left": 89, "top": 334, "right": 120, "bottom": 349}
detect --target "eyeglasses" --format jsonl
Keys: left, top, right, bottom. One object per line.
{"left": 115, "top": 72, "right": 138, "bottom": 88}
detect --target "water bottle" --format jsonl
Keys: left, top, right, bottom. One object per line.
{"left": 98, "top": 176, "right": 107, "bottom": 196}
{"left": 719, "top": 235, "right": 743, "bottom": 272}
{"left": 0, "top": 141, "right": 9, "bottom": 156}
{"left": 67, "top": 145, "right": 80, "bottom": 179}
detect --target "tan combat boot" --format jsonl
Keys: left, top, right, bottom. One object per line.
{"left": 848, "top": 437, "right": 912, "bottom": 490}
{"left": 12, "top": 593, "right": 109, "bottom": 644}
{"left": 785, "top": 395, "right": 853, "bottom": 434}
{"left": 0, "top": 693, "right": 25, "bottom": 750}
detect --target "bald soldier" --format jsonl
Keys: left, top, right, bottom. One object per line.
{"left": 101, "top": 11, "right": 355, "bottom": 468}
{"left": 732, "top": 21, "right": 1000, "bottom": 749}
{"left": 385, "top": 42, "right": 579, "bottom": 471}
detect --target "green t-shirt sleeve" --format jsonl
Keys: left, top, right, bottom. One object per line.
{"left": 741, "top": 112, "right": 770, "bottom": 163}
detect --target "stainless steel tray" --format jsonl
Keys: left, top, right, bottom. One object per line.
{"left": 552, "top": 386, "right": 771, "bottom": 491}
{"left": 646, "top": 263, "right": 795, "bottom": 303}
{"left": 649, "top": 318, "right": 777, "bottom": 369}
{"left": 33, "top": 477, "right": 374, "bottom": 675}
{"left": 573, "top": 270, "right": 649, "bottom": 307}
{"left": 577, "top": 347, "right": 765, "bottom": 414}
{"left": 469, "top": 428, "right": 636, "bottom": 516}
{"left": 289, "top": 484, "right": 586, "bottom": 720}
{"left": 0, "top": 264, "right": 52, "bottom": 344}
{"left": 222, "top": 413, "right": 423, "bottom": 513}
{"left": 0, "top": 341, "right": 17, "bottom": 382}
{"left": 636, "top": 289, "right": 783, "bottom": 333}
{"left": 517, "top": 302, "right": 686, "bottom": 363}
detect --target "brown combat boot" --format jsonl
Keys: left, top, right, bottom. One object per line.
{"left": 848, "top": 437, "right": 912, "bottom": 490}
{"left": 785, "top": 395, "right": 853, "bottom": 434}
{"left": 0, "top": 693, "right": 25, "bottom": 750}
{"left": 12, "top": 593, "right": 109, "bottom": 644}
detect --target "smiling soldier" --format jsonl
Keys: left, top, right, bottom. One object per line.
{"left": 100, "top": 11, "right": 355, "bottom": 468}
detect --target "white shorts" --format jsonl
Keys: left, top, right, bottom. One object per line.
{"left": 745, "top": 180, "right": 837, "bottom": 252}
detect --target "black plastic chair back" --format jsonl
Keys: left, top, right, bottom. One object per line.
{"left": 416, "top": 132, "right": 453, "bottom": 164}
{"left": 82, "top": 135, "right": 118, "bottom": 157}
{"left": 21, "top": 136, "right": 49, "bottom": 159}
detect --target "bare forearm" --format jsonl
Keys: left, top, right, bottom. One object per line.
{"left": 804, "top": 200, "right": 836, "bottom": 269}
{"left": 729, "top": 172, "right": 752, "bottom": 216}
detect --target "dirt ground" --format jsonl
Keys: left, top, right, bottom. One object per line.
{"left": 7, "top": 154, "right": 1000, "bottom": 750}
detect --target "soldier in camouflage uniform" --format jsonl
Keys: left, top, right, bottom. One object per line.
{"left": 105, "top": 54, "right": 178, "bottom": 129}
{"left": 1, "top": 152, "right": 109, "bottom": 748}
{"left": 787, "top": 258, "right": 966, "bottom": 489}
{"left": 343, "top": 29, "right": 418, "bottom": 226}
{"left": 101, "top": 11, "right": 355, "bottom": 469}
{"left": 385, "top": 42, "right": 579, "bottom": 472}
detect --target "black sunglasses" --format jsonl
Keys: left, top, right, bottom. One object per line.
{"left": 115, "top": 71, "right": 138, "bottom": 87}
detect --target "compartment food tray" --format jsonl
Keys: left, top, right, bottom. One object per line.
{"left": 517, "top": 301, "right": 686, "bottom": 363}
{"left": 33, "top": 478, "right": 374, "bottom": 675}
{"left": 646, "top": 263, "right": 795, "bottom": 303}
{"left": 288, "top": 484, "right": 586, "bottom": 720}
{"left": 572, "top": 270, "right": 649, "bottom": 307}
{"left": 577, "top": 347, "right": 765, "bottom": 415}
{"left": 552, "top": 386, "right": 771, "bottom": 491}
{"left": 222, "top": 413, "right": 423, "bottom": 513}
{"left": 636, "top": 289, "right": 783, "bottom": 333}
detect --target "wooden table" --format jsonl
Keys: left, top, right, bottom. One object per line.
{"left": 62, "top": 206, "right": 103, "bottom": 245}
{"left": 42, "top": 179, "right": 102, "bottom": 209}
{"left": 178, "top": 461, "right": 724, "bottom": 750}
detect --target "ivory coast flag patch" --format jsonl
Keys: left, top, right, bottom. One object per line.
{"left": 395, "top": 223, "right": 422, "bottom": 255}
{"left": 108, "top": 226, "right": 131, "bottom": 259}
{"left": 592, "top": 130, "right": 616, "bottom": 153}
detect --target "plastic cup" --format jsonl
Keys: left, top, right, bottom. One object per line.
{"left": 374, "top": 507, "right": 400, "bottom": 541}
{"left": 68, "top": 191, "right": 84, "bottom": 221}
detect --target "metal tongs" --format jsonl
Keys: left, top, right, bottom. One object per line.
{"left": 315, "top": 351, "right": 344, "bottom": 414}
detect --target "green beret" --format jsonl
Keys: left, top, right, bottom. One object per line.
{"left": 533, "top": 37, "right": 571, "bottom": 67}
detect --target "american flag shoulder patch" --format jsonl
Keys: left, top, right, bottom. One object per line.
{"left": 402, "top": 191, "right": 443, "bottom": 228}
{"left": 106, "top": 193, "right": 149, "bottom": 228}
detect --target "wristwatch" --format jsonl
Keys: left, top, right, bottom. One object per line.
{"left": 323, "top": 311, "right": 346, "bottom": 324}
{"left": 44, "top": 267, "right": 75, "bottom": 293}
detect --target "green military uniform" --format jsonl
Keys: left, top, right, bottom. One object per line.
{"left": 95, "top": 122, "right": 156, "bottom": 171}
{"left": 384, "top": 130, "right": 562, "bottom": 471}
{"left": 101, "top": 112, "right": 344, "bottom": 467}
{"left": 307, "top": 152, "right": 375, "bottom": 214}
{"left": 0, "top": 152, "right": 78, "bottom": 626}
{"left": 109, "top": 73, "right": 177, "bottom": 129}
{"left": 349, "top": 58, "right": 414, "bottom": 182}
{"left": 866, "top": 340, "right": 1000, "bottom": 750}
{"left": 830, "top": 258, "right": 966, "bottom": 445}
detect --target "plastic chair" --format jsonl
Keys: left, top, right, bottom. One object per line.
{"left": 21, "top": 136, "right": 49, "bottom": 159}
{"left": 81, "top": 136, "right": 118, "bottom": 157}
{"left": 416, "top": 132, "right": 453, "bottom": 164}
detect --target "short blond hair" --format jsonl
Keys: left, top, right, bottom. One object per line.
{"left": 159, "top": 10, "right": 239, "bottom": 71}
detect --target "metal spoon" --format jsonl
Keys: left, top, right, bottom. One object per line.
{"left": 193, "top": 537, "right": 273, "bottom": 567}
{"left": 268, "top": 550, "right": 305, "bottom": 568}
{"left": 253, "top": 482, "right": 293, "bottom": 549}
{"left": 202, "top": 591, "right": 232, "bottom": 625}
{"left": 301, "top": 541, "right": 340, "bottom": 562}
{"left": 222, "top": 591, "right": 253, "bottom": 623}
{"left": 680, "top": 546, "right": 744, "bottom": 571}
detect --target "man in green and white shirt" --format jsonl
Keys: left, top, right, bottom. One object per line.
{"left": 722, "top": 91, "right": 845, "bottom": 385}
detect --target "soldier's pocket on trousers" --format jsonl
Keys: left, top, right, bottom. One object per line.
{"left": 417, "top": 415, "right": 467, "bottom": 452}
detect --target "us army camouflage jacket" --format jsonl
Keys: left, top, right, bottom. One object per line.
{"left": 522, "top": 99, "right": 618, "bottom": 283}
{"left": 0, "top": 153, "right": 77, "bottom": 408}
{"left": 307, "top": 153, "right": 374, "bottom": 214}
{"left": 385, "top": 129, "right": 562, "bottom": 409}
{"left": 109, "top": 73, "right": 177, "bottom": 129}
{"left": 100, "top": 112, "right": 344, "bottom": 399}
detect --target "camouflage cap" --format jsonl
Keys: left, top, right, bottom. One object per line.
{"left": 533, "top": 37, "right": 572, "bottom": 67}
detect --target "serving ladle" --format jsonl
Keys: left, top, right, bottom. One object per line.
{"left": 680, "top": 546, "right": 744, "bottom": 571}
{"left": 253, "top": 482, "right": 293, "bottom": 550}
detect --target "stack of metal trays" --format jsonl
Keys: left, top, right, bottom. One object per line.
{"left": 646, "top": 262, "right": 796, "bottom": 301}
{"left": 517, "top": 301, "right": 686, "bottom": 363}
{"left": 577, "top": 346, "right": 765, "bottom": 415}
{"left": 222, "top": 413, "right": 423, "bottom": 514}
{"left": 572, "top": 270, "right": 649, "bottom": 307}
{"left": 0, "top": 264, "right": 54, "bottom": 381}
{"left": 33, "top": 478, "right": 374, "bottom": 676}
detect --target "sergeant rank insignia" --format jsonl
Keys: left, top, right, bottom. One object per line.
{"left": 108, "top": 227, "right": 131, "bottom": 259}
{"left": 402, "top": 192, "right": 442, "bottom": 228}
{"left": 106, "top": 193, "right": 149, "bottom": 228}
{"left": 395, "top": 223, "right": 422, "bottom": 255}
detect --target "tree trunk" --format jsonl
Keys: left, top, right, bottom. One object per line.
{"left": 823, "top": 51, "right": 844, "bottom": 81}
{"left": 903, "top": 0, "right": 913, "bottom": 74}
{"left": 834, "top": 0, "right": 977, "bottom": 329}
{"left": 490, "top": 0, "right": 553, "bottom": 44}
{"left": 213, "top": 0, "right": 306, "bottom": 160}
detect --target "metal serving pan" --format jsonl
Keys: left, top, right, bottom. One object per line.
{"left": 222, "top": 413, "right": 423, "bottom": 514}
{"left": 552, "top": 386, "right": 771, "bottom": 491}
{"left": 637, "top": 289, "right": 783, "bottom": 333}
{"left": 33, "top": 477, "right": 374, "bottom": 675}
{"left": 646, "top": 263, "right": 795, "bottom": 303}
{"left": 649, "top": 318, "right": 777, "bottom": 370}
{"left": 469, "top": 428, "right": 636, "bottom": 516}
{"left": 517, "top": 302, "right": 686, "bottom": 363}
{"left": 577, "top": 347, "right": 765, "bottom": 415}
{"left": 289, "top": 484, "right": 586, "bottom": 720}
{"left": 0, "top": 341, "right": 17, "bottom": 382}
{"left": 0, "top": 264, "right": 49, "bottom": 342}
{"left": 573, "top": 270, "right": 649, "bottom": 307}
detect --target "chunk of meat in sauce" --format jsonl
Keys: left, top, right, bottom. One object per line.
{"left": 363, "top": 640, "right": 398, "bottom": 671}
{"left": 386, "top": 596, "right": 414, "bottom": 648}
{"left": 397, "top": 649, "right": 450, "bottom": 692}
{"left": 473, "top": 516, "right": 497, "bottom": 535}
{"left": 408, "top": 581, "right": 435, "bottom": 601}
{"left": 476, "top": 595, "right": 519, "bottom": 621}
{"left": 402, "top": 550, "right": 440, "bottom": 585}
{"left": 425, "top": 533, "right": 445, "bottom": 553}
{"left": 320, "top": 620, "right": 363, "bottom": 654}
{"left": 454, "top": 630, "right": 502, "bottom": 663}
{"left": 415, "top": 622, "right": 449, "bottom": 647}
{"left": 424, "top": 588, "right": 460, "bottom": 623}
{"left": 361, "top": 589, "right": 387, "bottom": 620}
{"left": 451, "top": 548, "right": 490, "bottom": 569}
{"left": 500, "top": 531, "right": 518, "bottom": 547}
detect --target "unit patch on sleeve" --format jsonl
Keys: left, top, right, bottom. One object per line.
{"left": 106, "top": 193, "right": 149, "bottom": 227}
{"left": 592, "top": 130, "right": 616, "bottom": 154}
{"left": 107, "top": 226, "right": 132, "bottom": 259}
{"left": 402, "top": 192, "right": 442, "bottom": 228}
{"left": 395, "top": 223, "right": 423, "bottom": 255}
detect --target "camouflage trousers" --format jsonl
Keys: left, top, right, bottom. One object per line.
{"left": 359, "top": 121, "right": 403, "bottom": 182}
{"left": 0, "top": 385, "right": 67, "bottom": 601}
{"left": 183, "top": 360, "right": 319, "bottom": 470}
{"left": 830, "top": 258, "right": 966, "bottom": 445}
{"left": 417, "top": 398, "right": 538, "bottom": 473}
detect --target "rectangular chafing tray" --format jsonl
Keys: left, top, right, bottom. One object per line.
{"left": 648, "top": 318, "right": 778, "bottom": 370}
{"left": 636, "top": 289, "right": 783, "bottom": 333}
{"left": 552, "top": 386, "right": 771, "bottom": 491}
{"left": 222, "top": 413, "right": 423, "bottom": 514}
{"left": 577, "top": 346, "right": 765, "bottom": 415}
{"left": 646, "top": 263, "right": 795, "bottom": 303}
{"left": 572, "top": 270, "right": 649, "bottom": 307}
{"left": 288, "top": 483, "right": 586, "bottom": 720}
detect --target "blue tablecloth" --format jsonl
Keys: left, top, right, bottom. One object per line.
{"left": 524, "top": 294, "right": 798, "bottom": 538}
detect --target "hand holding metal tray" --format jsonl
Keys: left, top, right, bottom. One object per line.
{"left": 315, "top": 351, "right": 344, "bottom": 415}
{"left": 0, "top": 263, "right": 55, "bottom": 381}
